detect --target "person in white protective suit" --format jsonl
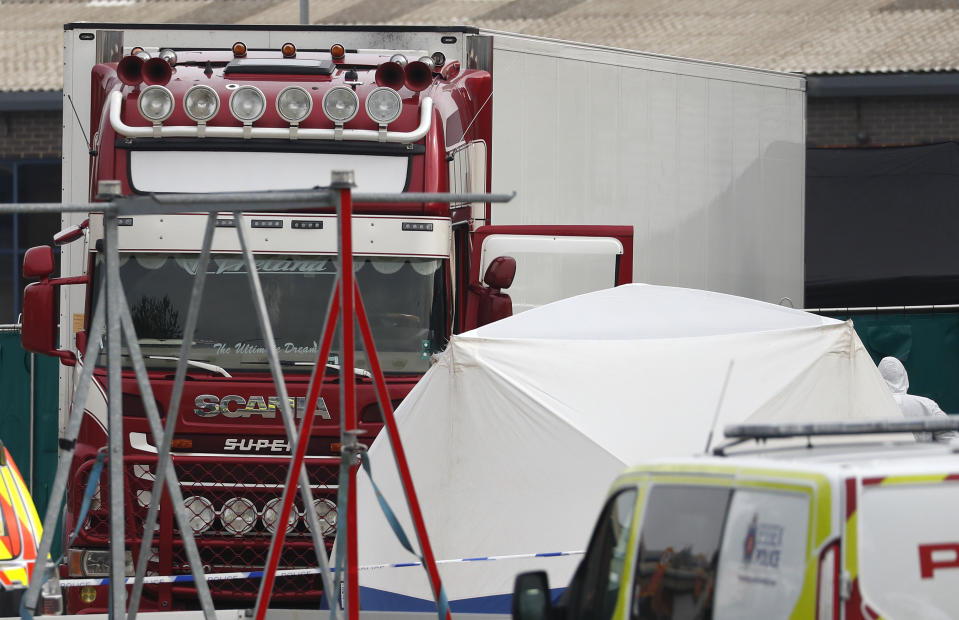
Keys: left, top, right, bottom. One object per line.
{"left": 878, "top": 356, "right": 957, "bottom": 441}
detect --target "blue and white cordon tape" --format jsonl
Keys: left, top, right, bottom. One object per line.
{"left": 58, "top": 550, "right": 585, "bottom": 588}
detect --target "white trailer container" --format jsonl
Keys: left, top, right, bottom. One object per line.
{"left": 483, "top": 31, "right": 806, "bottom": 308}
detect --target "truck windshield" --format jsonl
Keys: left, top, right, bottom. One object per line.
{"left": 91, "top": 253, "right": 447, "bottom": 374}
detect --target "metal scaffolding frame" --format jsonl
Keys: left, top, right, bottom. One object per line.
{"left": 3, "top": 176, "right": 514, "bottom": 619}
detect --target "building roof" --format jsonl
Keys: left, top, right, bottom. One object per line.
{"left": 4, "top": 0, "right": 959, "bottom": 92}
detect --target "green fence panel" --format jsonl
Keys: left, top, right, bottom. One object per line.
{"left": 0, "top": 329, "right": 61, "bottom": 556}
{"left": 0, "top": 330, "right": 34, "bottom": 485}
{"left": 825, "top": 311, "right": 959, "bottom": 412}
{"left": 33, "top": 350, "right": 61, "bottom": 546}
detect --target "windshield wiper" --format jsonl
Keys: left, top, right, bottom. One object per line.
{"left": 147, "top": 355, "right": 232, "bottom": 378}
{"left": 329, "top": 363, "right": 372, "bottom": 379}
{"left": 305, "top": 362, "right": 373, "bottom": 379}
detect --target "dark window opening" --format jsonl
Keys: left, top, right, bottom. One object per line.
{"left": 0, "top": 160, "right": 62, "bottom": 323}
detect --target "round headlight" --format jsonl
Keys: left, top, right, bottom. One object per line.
{"left": 389, "top": 53, "right": 408, "bottom": 67}
{"left": 365, "top": 87, "right": 402, "bottom": 125}
{"left": 184, "top": 85, "right": 220, "bottom": 122}
{"left": 183, "top": 496, "right": 215, "bottom": 534}
{"left": 276, "top": 86, "right": 313, "bottom": 123}
{"left": 229, "top": 85, "right": 266, "bottom": 123}
{"left": 137, "top": 85, "right": 174, "bottom": 122}
{"left": 322, "top": 86, "right": 359, "bottom": 123}
{"left": 221, "top": 497, "right": 257, "bottom": 535}
{"left": 311, "top": 498, "right": 337, "bottom": 537}
{"left": 262, "top": 497, "right": 298, "bottom": 533}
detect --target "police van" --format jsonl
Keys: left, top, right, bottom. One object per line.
{"left": 512, "top": 418, "right": 959, "bottom": 620}
{"left": 0, "top": 440, "right": 60, "bottom": 615}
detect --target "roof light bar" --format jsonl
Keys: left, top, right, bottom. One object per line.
{"left": 725, "top": 417, "right": 959, "bottom": 439}
{"left": 109, "top": 90, "right": 433, "bottom": 143}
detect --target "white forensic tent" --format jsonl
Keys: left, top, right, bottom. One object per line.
{"left": 352, "top": 284, "right": 900, "bottom": 613}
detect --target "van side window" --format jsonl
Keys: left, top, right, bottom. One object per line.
{"left": 569, "top": 488, "right": 639, "bottom": 620}
{"left": 630, "top": 485, "right": 731, "bottom": 620}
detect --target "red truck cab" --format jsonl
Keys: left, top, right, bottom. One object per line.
{"left": 23, "top": 29, "right": 632, "bottom": 613}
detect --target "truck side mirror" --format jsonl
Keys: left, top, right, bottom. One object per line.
{"left": 471, "top": 255, "right": 517, "bottom": 328}
{"left": 512, "top": 571, "right": 551, "bottom": 620}
{"left": 23, "top": 246, "right": 55, "bottom": 279}
{"left": 21, "top": 245, "right": 77, "bottom": 366}
{"left": 483, "top": 255, "right": 516, "bottom": 289}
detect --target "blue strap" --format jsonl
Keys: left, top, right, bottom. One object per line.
{"left": 69, "top": 449, "right": 106, "bottom": 548}
{"left": 358, "top": 451, "right": 450, "bottom": 620}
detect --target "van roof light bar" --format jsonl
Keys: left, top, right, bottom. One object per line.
{"left": 713, "top": 417, "right": 959, "bottom": 456}
{"left": 725, "top": 417, "right": 959, "bottom": 439}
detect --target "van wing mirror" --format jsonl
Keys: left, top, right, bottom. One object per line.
{"left": 512, "top": 571, "right": 552, "bottom": 620}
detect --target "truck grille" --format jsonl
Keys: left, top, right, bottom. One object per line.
{"left": 72, "top": 454, "right": 341, "bottom": 604}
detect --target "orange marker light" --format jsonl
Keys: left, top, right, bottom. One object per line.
{"left": 281, "top": 42, "right": 296, "bottom": 58}
{"left": 232, "top": 41, "right": 247, "bottom": 57}
{"left": 330, "top": 44, "right": 346, "bottom": 60}
{"left": 68, "top": 549, "right": 85, "bottom": 577}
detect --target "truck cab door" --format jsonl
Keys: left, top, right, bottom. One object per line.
{"left": 464, "top": 225, "right": 633, "bottom": 330}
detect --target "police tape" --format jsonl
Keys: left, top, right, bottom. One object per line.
{"left": 58, "top": 550, "right": 585, "bottom": 588}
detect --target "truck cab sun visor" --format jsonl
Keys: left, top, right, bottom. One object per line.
{"left": 224, "top": 58, "right": 335, "bottom": 76}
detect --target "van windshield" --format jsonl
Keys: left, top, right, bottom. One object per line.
{"left": 631, "top": 485, "right": 731, "bottom": 620}
{"left": 91, "top": 253, "right": 448, "bottom": 374}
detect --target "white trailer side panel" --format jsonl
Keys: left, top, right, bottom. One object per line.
{"left": 486, "top": 32, "right": 806, "bottom": 306}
